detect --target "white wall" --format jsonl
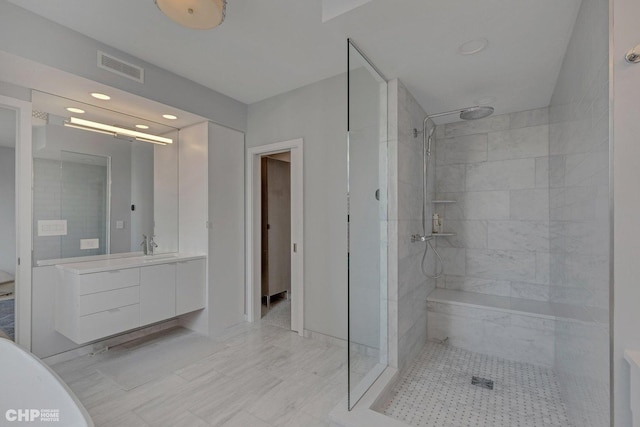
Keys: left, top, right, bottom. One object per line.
{"left": 0, "top": 146, "right": 15, "bottom": 275}
{"left": 0, "top": 2, "right": 247, "bottom": 131}
{"left": 613, "top": 0, "right": 640, "bottom": 424}
{"left": 247, "top": 73, "right": 348, "bottom": 341}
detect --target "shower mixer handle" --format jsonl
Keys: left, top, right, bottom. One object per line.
{"left": 411, "top": 234, "right": 433, "bottom": 243}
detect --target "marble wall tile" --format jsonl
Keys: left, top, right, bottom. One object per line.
{"left": 511, "top": 281, "right": 551, "bottom": 302}
{"left": 549, "top": 186, "right": 596, "bottom": 221}
{"left": 435, "top": 134, "right": 488, "bottom": 165}
{"left": 436, "top": 164, "right": 466, "bottom": 192}
{"left": 434, "top": 220, "right": 487, "bottom": 249}
{"left": 549, "top": 155, "right": 565, "bottom": 188}
{"left": 488, "top": 125, "right": 549, "bottom": 161}
{"left": 509, "top": 108, "right": 550, "bottom": 129}
{"left": 535, "top": 157, "right": 549, "bottom": 188}
{"left": 464, "top": 191, "right": 510, "bottom": 220}
{"left": 436, "top": 247, "right": 466, "bottom": 276}
{"left": 510, "top": 189, "right": 549, "bottom": 221}
{"left": 488, "top": 220, "right": 549, "bottom": 252}
{"left": 563, "top": 151, "right": 609, "bottom": 188}
{"left": 535, "top": 252, "right": 550, "bottom": 285}
{"left": 443, "top": 275, "right": 511, "bottom": 297}
{"left": 466, "top": 249, "right": 537, "bottom": 282}
{"left": 444, "top": 114, "right": 510, "bottom": 138}
{"left": 466, "top": 159, "right": 536, "bottom": 191}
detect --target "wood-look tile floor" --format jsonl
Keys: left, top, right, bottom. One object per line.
{"left": 50, "top": 323, "right": 375, "bottom": 427}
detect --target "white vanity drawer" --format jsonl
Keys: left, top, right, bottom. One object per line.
{"left": 77, "top": 303, "right": 140, "bottom": 343}
{"left": 78, "top": 286, "right": 140, "bottom": 316}
{"left": 79, "top": 268, "right": 140, "bottom": 295}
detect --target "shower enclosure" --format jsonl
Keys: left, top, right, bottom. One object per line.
{"left": 347, "top": 39, "right": 388, "bottom": 409}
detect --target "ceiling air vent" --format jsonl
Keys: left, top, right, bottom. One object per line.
{"left": 98, "top": 51, "right": 144, "bottom": 83}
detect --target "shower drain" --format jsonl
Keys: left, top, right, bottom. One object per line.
{"left": 471, "top": 376, "right": 494, "bottom": 390}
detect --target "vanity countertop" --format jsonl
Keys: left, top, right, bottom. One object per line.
{"left": 56, "top": 253, "right": 206, "bottom": 274}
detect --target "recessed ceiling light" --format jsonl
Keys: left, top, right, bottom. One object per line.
{"left": 458, "top": 38, "right": 489, "bottom": 55}
{"left": 91, "top": 92, "right": 111, "bottom": 100}
{"left": 135, "top": 124, "right": 150, "bottom": 129}
{"left": 66, "top": 107, "right": 85, "bottom": 114}
{"left": 474, "top": 96, "right": 497, "bottom": 105}
{"left": 162, "top": 114, "right": 178, "bottom": 120}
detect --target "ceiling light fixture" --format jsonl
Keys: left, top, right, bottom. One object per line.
{"left": 64, "top": 117, "right": 172, "bottom": 145}
{"left": 458, "top": 38, "right": 489, "bottom": 55}
{"left": 155, "top": 0, "right": 227, "bottom": 30}
{"left": 66, "top": 107, "right": 85, "bottom": 114}
{"left": 162, "top": 114, "right": 178, "bottom": 120}
{"left": 90, "top": 92, "right": 111, "bottom": 100}
{"left": 136, "top": 124, "right": 150, "bottom": 129}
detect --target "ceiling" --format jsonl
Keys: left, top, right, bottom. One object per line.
{"left": 7, "top": 0, "right": 582, "bottom": 118}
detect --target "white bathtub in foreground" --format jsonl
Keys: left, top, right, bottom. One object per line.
{"left": 0, "top": 339, "right": 93, "bottom": 426}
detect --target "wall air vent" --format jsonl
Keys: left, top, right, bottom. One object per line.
{"left": 98, "top": 51, "right": 144, "bottom": 83}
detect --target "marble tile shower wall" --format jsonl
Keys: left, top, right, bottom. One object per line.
{"left": 548, "top": 0, "right": 610, "bottom": 423}
{"left": 434, "top": 108, "right": 551, "bottom": 302}
{"left": 388, "top": 79, "right": 437, "bottom": 371}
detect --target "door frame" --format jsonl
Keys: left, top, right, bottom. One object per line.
{"left": 246, "top": 138, "right": 304, "bottom": 335}
{"left": 0, "top": 95, "right": 32, "bottom": 350}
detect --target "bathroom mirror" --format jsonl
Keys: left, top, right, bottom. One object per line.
{"left": 31, "top": 91, "right": 179, "bottom": 263}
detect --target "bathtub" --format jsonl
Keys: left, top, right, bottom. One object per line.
{"left": 0, "top": 339, "right": 93, "bottom": 426}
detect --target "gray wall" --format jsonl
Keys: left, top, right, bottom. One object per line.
{"left": 387, "top": 79, "right": 435, "bottom": 370}
{"left": 549, "top": 0, "right": 610, "bottom": 423}
{"left": 0, "top": 1, "right": 247, "bottom": 131}
{"left": 247, "top": 73, "right": 348, "bottom": 341}
{"left": 0, "top": 146, "right": 15, "bottom": 275}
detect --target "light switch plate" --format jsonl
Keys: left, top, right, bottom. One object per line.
{"left": 80, "top": 238, "right": 99, "bottom": 250}
{"left": 116, "top": 220, "right": 124, "bottom": 229}
{"left": 38, "top": 220, "right": 67, "bottom": 237}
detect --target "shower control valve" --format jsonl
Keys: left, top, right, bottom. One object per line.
{"left": 411, "top": 234, "right": 433, "bottom": 243}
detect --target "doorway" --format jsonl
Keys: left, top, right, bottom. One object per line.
{"left": 246, "top": 138, "right": 304, "bottom": 336}
{"left": 261, "top": 153, "right": 291, "bottom": 329}
{"left": 0, "top": 106, "right": 16, "bottom": 341}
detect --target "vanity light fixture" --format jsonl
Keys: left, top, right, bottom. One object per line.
{"left": 66, "top": 107, "right": 85, "bottom": 114}
{"left": 64, "top": 117, "right": 173, "bottom": 145}
{"left": 135, "top": 124, "right": 150, "bottom": 129}
{"left": 155, "top": 0, "right": 227, "bottom": 30}
{"left": 90, "top": 92, "right": 111, "bottom": 100}
{"left": 162, "top": 114, "right": 178, "bottom": 120}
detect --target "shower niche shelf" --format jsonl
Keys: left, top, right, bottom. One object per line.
{"left": 432, "top": 200, "right": 456, "bottom": 204}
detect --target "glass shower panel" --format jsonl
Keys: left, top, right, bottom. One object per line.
{"left": 347, "top": 39, "right": 388, "bottom": 409}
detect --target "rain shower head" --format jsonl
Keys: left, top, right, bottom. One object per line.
{"left": 459, "top": 106, "right": 494, "bottom": 120}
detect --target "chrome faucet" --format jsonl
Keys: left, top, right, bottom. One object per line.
{"left": 148, "top": 235, "right": 158, "bottom": 256}
{"left": 141, "top": 234, "right": 149, "bottom": 255}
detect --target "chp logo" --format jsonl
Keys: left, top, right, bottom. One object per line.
{"left": 5, "top": 409, "right": 60, "bottom": 423}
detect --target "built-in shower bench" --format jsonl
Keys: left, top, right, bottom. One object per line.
{"left": 426, "top": 288, "right": 605, "bottom": 367}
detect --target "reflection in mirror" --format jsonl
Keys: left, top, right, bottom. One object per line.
{"left": 31, "top": 91, "right": 179, "bottom": 263}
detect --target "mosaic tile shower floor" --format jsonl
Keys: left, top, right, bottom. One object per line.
{"left": 380, "top": 342, "right": 572, "bottom": 427}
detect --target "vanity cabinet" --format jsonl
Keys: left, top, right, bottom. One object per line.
{"left": 176, "top": 259, "right": 206, "bottom": 315}
{"left": 55, "top": 254, "right": 206, "bottom": 345}
{"left": 56, "top": 268, "right": 141, "bottom": 344}
{"left": 140, "top": 264, "right": 176, "bottom": 326}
